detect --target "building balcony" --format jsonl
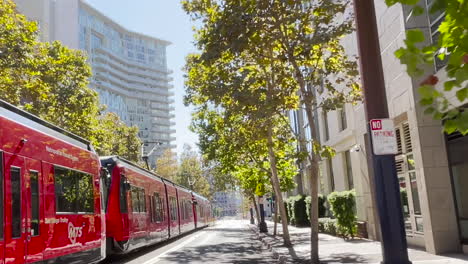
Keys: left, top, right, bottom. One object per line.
{"left": 92, "top": 57, "right": 173, "bottom": 87}
{"left": 93, "top": 47, "right": 172, "bottom": 76}
{"left": 93, "top": 63, "right": 172, "bottom": 96}
{"left": 94, "top": 80, "right": 172, "bottom": 105}
{"left": 151, "top": 119, "right": 172, "bottom": 126}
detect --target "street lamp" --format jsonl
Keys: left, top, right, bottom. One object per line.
{"left": 141, "top": 141, "right": 164, "bottom": 170}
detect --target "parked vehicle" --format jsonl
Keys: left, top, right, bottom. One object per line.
{"left": 0, "top": 100, "right": 211, "bottom": 263}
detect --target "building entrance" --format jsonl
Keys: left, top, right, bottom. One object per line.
{"left": 448, "top": 132, "right": 468, "bottom": 242}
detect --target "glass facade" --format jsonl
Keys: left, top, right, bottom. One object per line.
{"left": 78, "top": 5, "right": 175, "bottom": 164}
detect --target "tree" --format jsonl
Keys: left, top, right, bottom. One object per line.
{"left": 176, "top": 144, "right": 212, "bottom": 199}
{"left": 185, "top": 57, "right": 298, "bottom": 244}
{"left": 183, "top": 0, "right": 359, "bottom": 262}
{"left": 386, "top": 0, "right": 468, "bottom": 135}
{"left": 93, "top": 112, "right": 142, "bottom": 162}
{"left": 155, "top": 148, "right": 178, "bottom": 181}
{"left": 0, "top": 0, "right": 142, "bottom": 163}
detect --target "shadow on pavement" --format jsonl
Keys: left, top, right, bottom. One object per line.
{"left": 320, "top": 253, "right": 369, "bottom": 263}
{"left": 160, "top": 230, "right": 273, "bottom": 263}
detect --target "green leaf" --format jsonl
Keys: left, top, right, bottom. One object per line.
{"left": 444, "top": 80, "right": 457, "bottom": 91}
{"left": 406, "top": 29, "right": 425, "bottom": 43}
{"left": 411, "top": 6, "right": 425, "bottom": 16}
{"left": 424, "top": 107, "right": 435, "bottom": 115}
{"left": 395, "top": 48, "right": 407, "bottom": 58}
{"left": 420, "top": 98, "right": 434, "bottom": 106}
{"left": 418, "top": 85, "right": 434, "bottom": 99}
{"left": 456, "top": 88, "right": 468, "bottom": 102}
{"left": 444, "top": 119, "right": 458, "bottom": 134}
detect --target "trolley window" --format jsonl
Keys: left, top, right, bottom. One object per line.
{"left": 139, "top": 189, "right": 146, "bottom": 212}
{"left": 0, "top": 152, "right": 3, "bottom": 240}
{"left": 54, "top": 166, "right": 94, "bottom": 213}
{"left": 11, "top": 167, "right": 21, "bottom": 238}
{"left": 30, "top": 171, "right": 40, "bottom": 236}
{"left": 169, "top": 196, "right": 178, "bottom": 221}
{"left": 119, "top": 175, "right": 128, "bottom": 213}
{"left": 131, "top": 186, "right": 146, "bottom": 213}
{"left": 154, "top": 193, "right": 164, "bottom": 222}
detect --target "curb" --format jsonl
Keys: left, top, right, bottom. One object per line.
{"left": 248, "top": 224, "right": 288, "bottom": 264}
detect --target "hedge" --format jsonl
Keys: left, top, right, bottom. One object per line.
{"left": 305, "top": 194, "right": 327, "bottom": 222}
{"left": 285, "top": 195, "right": 309, "bottom": 226}
{"left": 327, "top": 190, "right": 357, "bottom": 238}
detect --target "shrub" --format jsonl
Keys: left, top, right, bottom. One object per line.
{"left": 305, "top": 194, "right": 327, "bottom": 222}
{"left": 318, "top": 218, "right": 339, "bottom": 236}
{"left": 286, "top": 195, "right": 309, "bottom": 226}
{"left": 327, "top": 190, "right": 357, "bottom": 238}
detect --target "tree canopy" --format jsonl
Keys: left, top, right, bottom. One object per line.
{"left": 183, "top": 0, "right": 360, "bottom": 260}
{"left": 0, "top": 0, "right": 142, "bottom": 162}
{"left": 175, "top": 144, "right": 212, "bottom": 199}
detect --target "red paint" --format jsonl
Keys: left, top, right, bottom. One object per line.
{"left": 102, "top": 157, "right": 210, "bottom": 254}
{"left": 370, "top": 120, "right": 382, "bottom": 130}
{"left": 0, "top": 102, "right": 212, "bottom": 262}
{"left": 0, "top": 110, "right": 103, "bottom": 263}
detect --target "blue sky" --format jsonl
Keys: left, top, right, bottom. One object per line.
{"left": 86, "top": 0, "right": 198, "bottom": 155}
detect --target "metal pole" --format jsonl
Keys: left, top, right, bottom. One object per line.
{"left": 353, "top": 1, "right": 411, "bottom": 263}
{"left": 258, "top": 196, "right": 268, "bottom": 233}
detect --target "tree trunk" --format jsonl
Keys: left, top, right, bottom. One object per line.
{"left": 252, "top": 196, "right": 261, "bottom": 225}
{"left": 291, "top": 60, "right": 321, "bottom": 263}
{"left": 274, "top": 193, "right": 278, "bottom": 236}
{"left": 267, "top": 125, "right": 292, "bottom": 246}
{"left": 308, "top": 156, "right": 320, "bottom": 263}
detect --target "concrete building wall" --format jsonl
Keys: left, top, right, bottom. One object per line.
{"left": 312, "top": 0, "right": 462, "bottom": 252}
{"left": 55, "top": 0, "right": 80, "bottom": 49}
{"left": 374, "top": 0, "right": 459, "bottom": 253}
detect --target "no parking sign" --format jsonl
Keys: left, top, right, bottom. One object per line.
{"left": 370, "top": 119, "right": 398, "bottom": 155}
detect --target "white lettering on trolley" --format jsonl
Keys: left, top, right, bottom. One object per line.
{"left": 46, "top": 146, "right": 79, "bottom": 162}
{"left": 68, "top": 222, "right": 83, "bottom": 244}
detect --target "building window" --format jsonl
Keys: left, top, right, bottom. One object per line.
{"left": 339, "top": 108, "right": 347, "bottom": 131}
{"left": 91, "top": 33, "right": 103, "bottom": 50}
{"left": 427, "top": 0, "right": 446, "bottom": 70}
{"left": 395, "top": 122, "right": 422, "bottom": 232}
{"left": 54, "top": 166, "right": 94, "bottom": 213}
{"left": 323, "top": 111, "right": 330, "bottom": 141}
{"left": 327, "top": 159, "right": 335, "bottom": 192}
{"left": 344, "top": 151, "right": 353, "bottom": 189}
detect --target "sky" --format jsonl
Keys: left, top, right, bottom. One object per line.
{"left": 86, "top": 0, "right": 198, "bottom": 155}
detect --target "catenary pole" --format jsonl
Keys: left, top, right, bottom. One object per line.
{"left": 353, "top": 0, "right": 412, "bottom": 263}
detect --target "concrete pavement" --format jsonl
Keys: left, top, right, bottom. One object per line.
{"left": 252, "top": 220, "right": 468, "bottom": 264}
{"left": 104, "top": 219, "right": 277, "bottom": 264}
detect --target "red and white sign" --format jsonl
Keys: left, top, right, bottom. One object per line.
{"left": 370, "top": 119, "right": 398, "bottom": 155}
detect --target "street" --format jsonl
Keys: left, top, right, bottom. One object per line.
{"left": 103, "top": 220, "right": 275, "bottom": 264}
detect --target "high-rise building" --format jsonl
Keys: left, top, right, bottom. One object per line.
{"left": 14, "top": 0, "right": 176, "bottom": 165}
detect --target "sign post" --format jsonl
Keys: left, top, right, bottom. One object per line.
{"left": 353, "top": 0, "right": 412, "bottom": 263}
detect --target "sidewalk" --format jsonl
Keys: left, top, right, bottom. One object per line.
{"left": 249, "top": 220, "right": 468, "bottom": 264}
